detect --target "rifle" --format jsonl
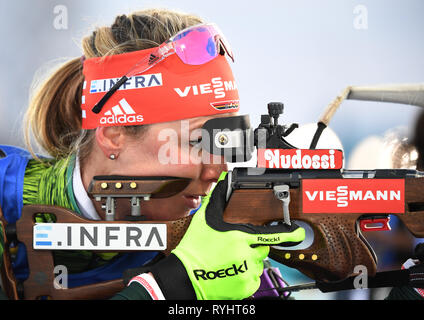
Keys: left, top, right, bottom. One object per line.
{"left": 229, "top": 167, "right": 424, "bottom": 281}
{"left": 1, "top": 83, "right": 423, "bottom": 299}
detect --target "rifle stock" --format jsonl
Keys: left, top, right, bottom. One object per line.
{"left": 224, "top": 188, "right": 378, "bottom": 281}
{"left": 224, "top": 169, "right": 424, "bottom": 282}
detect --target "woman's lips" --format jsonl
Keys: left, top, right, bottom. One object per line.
{"left": 182, "top": 194, "right": 202, "bottom": 209}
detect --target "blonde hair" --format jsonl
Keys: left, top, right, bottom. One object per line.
{"left": 25, "top": 8, "right": 203, "bottom": 161}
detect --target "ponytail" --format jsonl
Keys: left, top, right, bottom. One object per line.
{"left": 25, "top": 57, "right": 85, "bottom": 159}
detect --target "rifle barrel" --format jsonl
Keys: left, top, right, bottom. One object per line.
{"left": 348, "top": 84, "right": 424, "bottom": 108}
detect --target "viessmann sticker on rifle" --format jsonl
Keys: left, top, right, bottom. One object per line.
{"left": 33, "top": 223, "right": 167, "bottom": 250}
{"left": 257, "top": 149, "right": 343, "bottom": 169}
{"left": 302, "top": 179, "right": 405, "bottom": 213}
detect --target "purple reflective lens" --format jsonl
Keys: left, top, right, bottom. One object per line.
{"left": 206, "top": 37, "right": 217, "bottom": 57}
{"left": 173, "top": 25, "right": 219, "bottom": 65}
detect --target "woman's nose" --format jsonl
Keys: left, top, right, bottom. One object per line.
{"left": 199, "top": 159, "right": 228, "bottom": 184}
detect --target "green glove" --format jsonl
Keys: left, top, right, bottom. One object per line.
{"left": 131, "top": 171, "right": 305, "bottom": 300}
{"left": 172, "top": 172, "right": 304, "bottom": 299}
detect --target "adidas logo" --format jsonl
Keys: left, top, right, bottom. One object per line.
{"left": 100, "top": 98, "right": 144, "bottom": 125}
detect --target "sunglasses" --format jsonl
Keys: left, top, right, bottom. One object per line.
{"left": 91, "top": 23, "right": 234, "bottom": 114}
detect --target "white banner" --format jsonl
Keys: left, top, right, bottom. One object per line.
{"left": 33, "top": 223, "right": 167, "bottom": 251}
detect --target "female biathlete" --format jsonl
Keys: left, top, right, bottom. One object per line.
{"left": 0, "top": 8, "right": 304, "bottom": 300}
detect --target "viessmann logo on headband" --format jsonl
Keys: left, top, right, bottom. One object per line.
{"left": 174, "top": 76, "right": 239, "bottom": 111}
{"left": 174, "top": 77, "right": 237, "bottom": 99}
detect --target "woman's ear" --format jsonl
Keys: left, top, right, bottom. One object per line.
{"left": 95, "top": 126, "right": 125, "bottom": 160}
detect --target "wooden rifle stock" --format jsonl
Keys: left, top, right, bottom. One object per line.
{"left": 224, "top": 171, "right": 424, "bottom": 282}
{"left": 225, "top": 188, "right": 379, "bottom": 281}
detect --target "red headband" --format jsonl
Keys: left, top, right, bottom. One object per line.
{"left": 81, "top": 47, "right": 239, "bottom": 129}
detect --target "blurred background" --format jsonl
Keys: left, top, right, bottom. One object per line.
{"left": 1, "top": 0, "right": 423, "bottom": 299}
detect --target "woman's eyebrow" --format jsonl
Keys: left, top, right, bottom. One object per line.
{"left": 188, "top": 114, "right": 231, "bottom": 131}
{"left": 188, "top": 119, "right": 208, "bottom": 131}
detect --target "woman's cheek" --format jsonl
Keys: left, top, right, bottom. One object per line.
{"left": 141, "top": 196, "right": 189, "bottom": 220}
{"left": 156, "top": 142, "right": 203, "bottom": 177}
